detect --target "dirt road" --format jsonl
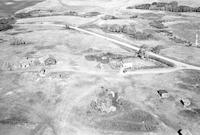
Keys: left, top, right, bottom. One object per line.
{"left": 69, "top": 26, "right": 200, "bottom": 73}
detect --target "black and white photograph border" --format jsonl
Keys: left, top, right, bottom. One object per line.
{"left": 0, "top": 0, "right": 200, "bottom": 135}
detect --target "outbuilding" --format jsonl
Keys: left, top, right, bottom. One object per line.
{"left": 177, "top": 129, "right": 192, "bottom": 135}
{"left": 157, "top": 89, "right": 169, "bottom": 98}
{"left": 179, "top": 97, "right": 191, "bottom": 107}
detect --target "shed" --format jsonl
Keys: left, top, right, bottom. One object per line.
{"left": 157, "top": 89, "right": 169, "bottom": 98}
{"left": 178, "top": 129, "right": 192, "bottom": 135}
{"left": 180, "top": 97, "right": 191, "bottom": 107}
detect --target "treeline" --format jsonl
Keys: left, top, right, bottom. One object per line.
{"left": 127, "top": 1, "right": 200, "bottom": 12}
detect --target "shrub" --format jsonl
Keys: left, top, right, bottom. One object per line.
{"left": 126, "top": 6, "right": 134, "bottom": 9}
{"left": 169, "top": 1, "right": 178, "bottom": 7}
{"left": 0, "top": 16, "right": 16, "bottom": 31}
{"left": 64, "top": 11, "right": 78, "bottom": 16}
{"left": 102, "top": 24, "right": 123, "bottom": 33}
{"left": 178, "top": 6, "right": 194, "bottom": 12}
{"left": 82, "top": 12, "right": 101, "bottom": 17}
{"left": 0, "top": 16, "right": 16, "bottom": 24}
{"left": 195, "top": 7, "right": 200, "bottom": 12}
{"left": 101, "top": 15, "right": 118, "bottom": 20}
{"left": 130, "top": 15, "right": 138, "bottom": 19}
{"left": 132, "top": 1, "right": 200, "bottom": 13}
{"left": 101, "top": 24, "right": 153, "bottom": 40}
{"left": 131, "top": 31, "right": 153, "bottom": 40}
{"left": 135, "top": 4, "right": 151, "bottom": 10}
{"left": 149, "top": 21, "right": 166, "bottom": 29}
{"left": 15, "top": 12, "right": 32, "bottom": 18}
{"left": 0, "top": 24, "right": 13, "bottom": 31}
{"left": 149, "top": 45, "right": 163, "bottom": 54}
{"left": 10, "top": 38, "right": 31, "bottom": 45}
{"left": 155, "top": 2, "right": 168, "bottom": 7}
{"left": 122, "top": 24, "right": 136, "bottom": 35}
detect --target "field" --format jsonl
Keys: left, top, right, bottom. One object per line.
{"left": 0, "top": 0, "right": 43, "bottom": 17}
{"left": 1, "top": 0, "right": 200, "bottom": 135}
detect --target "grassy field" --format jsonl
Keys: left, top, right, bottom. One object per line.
{"left": 0, "top": 0, "right": 43, "bottom": 17}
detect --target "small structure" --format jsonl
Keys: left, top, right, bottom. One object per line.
{"left": 180, "top": 97, "right": 191, "bottom": 107}
{"left": 157, "top": 90, "right": 169, "bottom": 98}
{"left": 101, "top": 56, "right": 109, "bottom": 64}
{"left": 177, "top": 129, "right": 192, "bottom": 135}
{"left": 122, "top": 62, "right": 133, "bottom": 69}
{"left": 20, "top": 61, "right": 30, "bottom": 69}
{"left": 120, "top": 62, "right": 133, "bottom": 73}
{"left": 39, "top": 68, "right": 46, "bottom": 77}
{"left": 44, "top": 56, "right": 57, "bottom": 66}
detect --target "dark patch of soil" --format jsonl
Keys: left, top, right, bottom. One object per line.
{"left": 81, "top": 12, "right": 101, "bottom": 18}
{"left": 95, "top": 119, "right": 157, "bottom": 132}
{"left": 82, "top": 48, "right": 102, "bottom": 54}
{"left": 179, "top": 109, "right": 200, "bottom": 120}
{"left": 139, "top": 13, "right": 164, "bottom": 20}
{"left": 0, "top": 116, "right": 29, "bottom": 125}
{"left": 35, "top": 45, "right": 55, "bottom": 51}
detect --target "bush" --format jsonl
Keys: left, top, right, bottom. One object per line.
{"left": 0, "top": 24, "right": 13, "bottom": 31}
{"left": 0, "top": 17, "right": 16, "bottom": 24}
{"left": 149, "top": 45, "right": 163, "bottom": 54}
{"left": 130, "top": 15, "right": 138, "bottom": 19}
{"left": 0, "top": 16, "right": 16, "bottom": 31}
{"left": 149, "top": 21, "right": 166, "bottom": 29}
{"left": 178, "top": 6, "right": 194, "bottom": 12}
{"left": 82, "top": 12, "right": 101, "bottom": 17}
{"left": 122, "top": 24, "right": 136, "bottom": 35}
{"left": 126, "top": 6, "right": 134, "bottom": 9}
{"left": 10, "top": 38, "right": 31, "bottom": 45}
{"left": 102, "top": 24, "right": 123, "bottom": 33}
{"left": 101, "top": 15, "right": 118, "bottom": 20}
{"left": 132, "top": 1, "right": 200, "bottom": 12}
{"left": 15, "top": 12, "right": 32, "bottom": 18}
{"left": 101, "top": 24, "right": 153, "bottom": 40}
{"left": 64, "top": 11, "right": 78, "bottom": 16}
{"left": 195, "top": 7, "right": 200, "bottom": 12}
{"left": 131, "top": 31, "right": 153, "bottom": 40}
{"left": 154, "top": 2, "right": 168, "bottom": 7}
{"left": 102, "top": 24, "right": 136, "bottom": 35}
{"left": 169, "top": 1, "right": 178, "bottom": 7}
{"left": 0, "top": 117, "right": 28, "bottom": 125}
{"left": 135, "top": 4, "right": 151, "bottom": 9}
